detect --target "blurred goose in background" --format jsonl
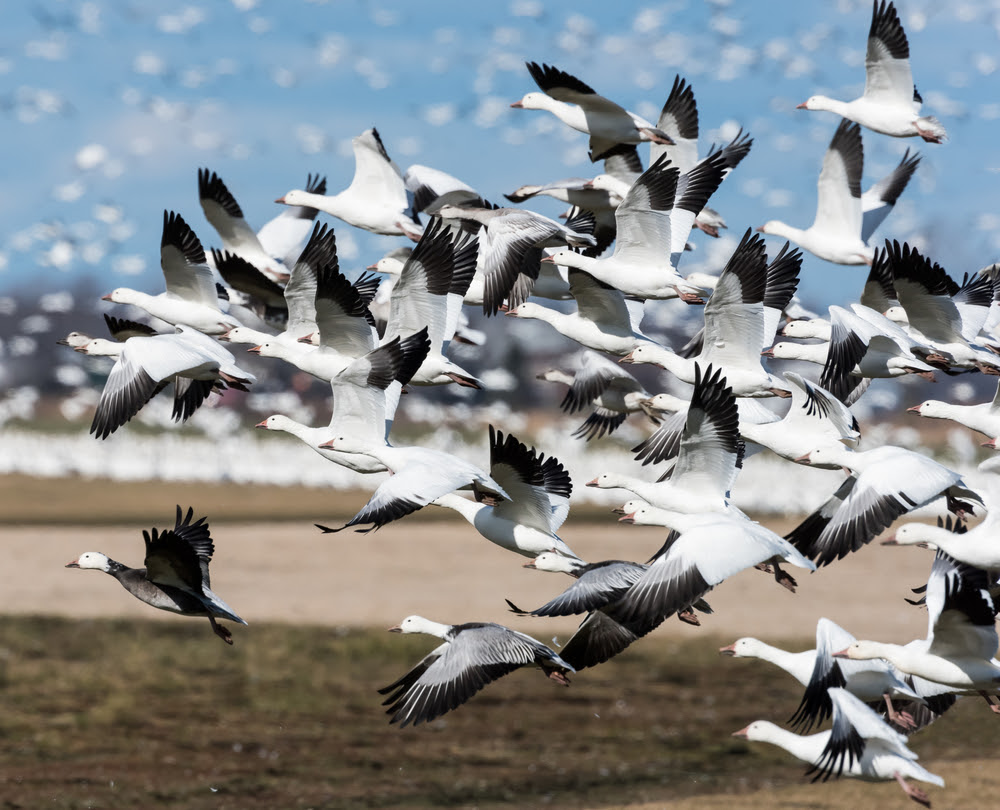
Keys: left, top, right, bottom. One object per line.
{"left": 757, "top": 119, "right": 919, "bottom": 265}
{"left": 537, "top": 350, "right": 656, "bottom": 440}
{"left": 797, "top": 0, "right": 947, "bottom": 142}
{"left": 379, "top": 614, "right": 574, "bottom": 727}
{"left": 276, "top": 128, "right": 422, "bottom": 238}
{"left": 103, "top": 211, "right": 242, "bottom": 335}
{"left": 734, "top": 688, "right": 944, "bottom": 807}
{"left": 511, "top": 61, "right": 673, "bottom": 160}
{"left": 66, "top": 506, "right": 246, "bottom": 644}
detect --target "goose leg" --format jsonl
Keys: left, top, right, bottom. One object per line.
{"left": 978, "top": 691, "right": 1000, "bottom": 714}
{"left": 209, "top": 615, "right": 234, "bottom": 645}
{"left": 883, "top": 695, "right": 916, "bottom": 731}
{"left": 893, "top": 772, "right": 931, "bottom": 807}
{"left": 676, "top": 607, "right": 700, "bottom": 626}
{"left": 772, "top": 562, "right": 798, "bottom": 593}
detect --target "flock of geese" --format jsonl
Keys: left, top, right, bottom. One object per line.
{"left": 57, "top": 3, "right": 1000, "bottom": 805}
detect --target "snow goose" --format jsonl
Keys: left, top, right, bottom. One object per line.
{"left": 537, "top": 350, "right": 654, "bottom": 440}
{"left": 198, "top": 168, "right": 290, "bottom": 282}
{"left": 786, "top": 443, "right": 983, "bottom": 567}
{"left": 379, "top": 614, "right": 574, "bottom": 726}
{"left": 545, "top": 151, "right": 727, "bottom": 300}
{"left": 254, "top": 329, "right": 430, "bottom": 475}
{"left": 620, "top": 230, "right": 795, "bottom": 398}
{"left": 381, "top": 217, "right": 481, "bottom": 388}
{"left": 907, "top": 380, "right": 1000, "bottom": 442}
{"left": 758, "top": 120, "right": 918, "bottom": 265}
{"left": 734, "top": 688, "right": 944, "bottom": 807}
{"left": 509, "top": 551, "right": 700, "bottom": 670}
{"left": 431, "top": 426, "right": 577, "bottom": 559}
{"left": 586, "top": 364, "right": 745, "bottom": 516}
{"left": 722, "top": 618, "right": 927, "bottom": 733}
{"left": 103, "top": 211, "right": 242, "bottom": 335}
{"left": 770, "top": 304, "right": 938, "bottom": 406}
{"left": 434, "top": 202, "right": 596, "bottom": 316}
{"left": 316, "top": 426, "right": 510, "bottom": 533}
{"left": 604, "top": 507, "right": 815, "bottom": 627}
{"left": 66, "top": 506, "right": 246, "bottom": 644}
{"left": 276, "top": 128, "right": 422, "bottom": 238}
{"left": 886, "top": 510, "right": 1000, "bottom": 571}
{"left": 255, "top": 172, "right": 327, "bottom": 268}
{"left": 80, "top": 324, "right": 255, "bottom": 439}
{"left": 835, "top": 550, "right": 1000, "bottom": 700}
{"left": 887, "top": 240, "right": 1000, "bottom": 373}
{"left": 511, "top": 61, "right": 673, "bottom": 161}
{"left": 211, "top": 250, "right": 288, "bottom": 328}
{"left": 506, "top": 269, "right": 653, "bottom": 356}
{"left": 249, "top": 256, "right": 380, "bottom": 380}
{"left": 797, "top": 0, "right": 947, "bottom": 142}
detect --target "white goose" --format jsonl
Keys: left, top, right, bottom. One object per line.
{"left": 758, "top": 119, "right": 919, "bottom": 265}
{"left": 276, "top": 128, "right": 422, "bottom": 238}
{"left": 836, "top": 550, "right": 1000, "bottom": 698}
{"left": 787, "top": 443, "right": 983, "bottom": 567}
{"left": 80, "top": 324, "right": 255, "bottom": 440}
{"left": 255, "top": 172, "right": 328, "bottom": 268}
{"left": 620, "top": 230, "right": 796, "bottom": 398}
{"left": 434, "top": 202, "right": 596, "bottom": 316}
{"left": 103, "top": 211, "right": 241, "bottom": 335}
{"left": 379, "top": 615, "right": 574, "bottom": 727}
{"left": 432, "top": 426, "right": 578, "bottom": 559}
{"left": 381, "top": 217, "right": 481, "bottom": 388}
{"left": 506, "top": 269, "right": 653, "bottom": 356}
{"left": 907, "top": 380, "right": 1000, "bottom": 442}
{"left": 510, "top": 61, "right": 673, "bottom": 161}
{"left": 545, "top": 152, "right": 727, "bottom": 300}
{"left": 316, "top": 426, "right": 511, "bottom": 533}
{"left": 198, "top": 168, "right": 291, "bottom": 281}
{"left": 797, "top": 0, "right": 947, "bottom": 142}
{"left": 734, "top": 688, "right": 944, "bottom": 808}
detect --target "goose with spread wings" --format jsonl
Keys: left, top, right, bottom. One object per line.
{"left": 510, "top": 61, "right": 673, "bottom": 161}
{"left": 797, "top": 0, "right": 947, "bottom": 142}
{"left": 378, "top": 614, "right": 574, "bottom": 727}
{"left": 758, "top": 119, "right": 919, "bottom": 264}
{"left": 66, "top": 506, "right": 246, "bottom": 644}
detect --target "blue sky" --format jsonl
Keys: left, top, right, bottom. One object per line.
{"left": 3, "top": 0, "right": 999, "bottom": 310}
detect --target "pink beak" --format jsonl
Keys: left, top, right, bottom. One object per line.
{"left": 618, "top": 513, "right": 636, "bottom": 523}
{"left": 906, "top": 406, "right": 921, "bottom": 413}
{"left": 795, "top": 102, "right": 808, "bottom": 109}
{"left": 274, "top": 195, "right": 287, "bottom": 204}
{"left": 794, "top": 454, "right": 811, "bottom": 464}
{"left": 510, "top": 100, "right": 524, "bottom": 109}
{"left": 101, "top": 293, "right": 113, "bottom": 301}
{"left": 831, "top": 648, "right": 850, "bottom": 659}
{"left": 585, "top": 477, "right": 600, "bottom": 487}
{"left": 731, "top": 726, "right": 750, "bottom": 738}
{"left": 318, "top": 439, "right": 335, "bottom": 449}
{"left": 254, "top": 419, "right": 268, "bottom": 429}
{"left": 247, "top": 345, "right": 262, "bottom": 354}
{"left": 761, "top": 348, "right": 774, "bottom": 358}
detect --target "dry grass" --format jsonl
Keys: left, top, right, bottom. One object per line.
{"left": 0, "top": 618, "right": 992, "bottom": 810}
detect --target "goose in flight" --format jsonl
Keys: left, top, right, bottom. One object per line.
{"left": 379, "top": 614, "right": 574, "bottom": 727}
{"left": 66, "top": 506, "right": 246, "bottom": 644}
{"left": 103, "top": 211, "right": 242, "bottom": 335}
{"left": 757, "top": 119, "right": 919, "bottom": 265}
{"left": 276, "top": 128, "right": 422, "bottom": 238}
{"left": 796, "top": 0, "right": 947, "bottom": 143}
{"left": 734, "top": 688, "right": 944, "bottom": 807}
{"left": 432, "top": 426, "right": 577, "bottom": 559}
{"left": 511, "top": 61, "right": 673, "bottom": 161}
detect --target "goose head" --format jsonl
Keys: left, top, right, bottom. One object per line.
{"left": 524, "top": 551, "right": 582, "bottom": 573}
{"left": 388, "top": 614, "right": 450, "bottom": 638}
{"left": 66, "top": 551, "right": 111, "bottom": 572}
{"left": 318, "top": 435, "right": 371, "bottom": 455}
{"left": 510, "top": 92, "right": 549, "bottom": 110}
{"left": 719, "top": 637, "right": 766, "bottom": 658}
{"left": 795, "top": 95, "right": 835, "bottom": 112}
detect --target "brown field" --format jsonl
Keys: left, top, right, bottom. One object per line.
{"left": 3, "top": 473, "right": 999, "bottom": 809}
